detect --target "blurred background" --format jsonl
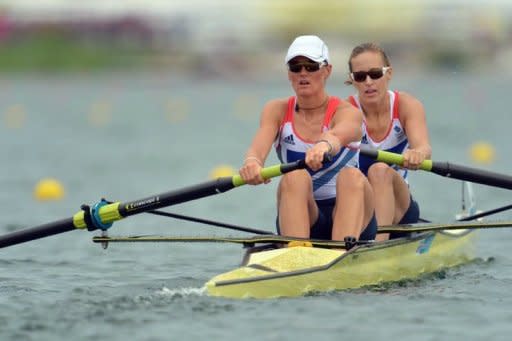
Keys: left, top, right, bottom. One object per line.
{"left": 2, "top": 4, "right": 512, "bottom": 340}
{"left": 1, "top": 0, "right": 512, "bottom": 230}
{"left": 1, "top": 0, "right": 512, "bottom": 74}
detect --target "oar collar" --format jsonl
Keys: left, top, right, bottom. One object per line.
{"left": 82, "top": 198, "right": 114, "bottom": 231}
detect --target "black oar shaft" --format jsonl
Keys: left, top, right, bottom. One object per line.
{"left": 118, "top": 177, "right": 236, "bottom": 217}
{"left": 0, "top": 218, "right": 75, "bottom": 248}
{"left": 457, "top": 204, "right": 512, "bottom": 221}
{"left": 378, "top": 220, "right": 512, "bottom": 233}
{"left": 147, "top": 210, "right": 274, "bottom": 235}
{"left": 431, "top": 162, "right": 512, "bottom": 190}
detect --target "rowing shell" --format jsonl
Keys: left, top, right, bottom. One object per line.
{"left": 205, "top": 229, "right": 476, "bottom": 299}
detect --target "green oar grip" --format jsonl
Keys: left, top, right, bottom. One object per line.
{"left": 375, "top": 150, "right": 433, "bottom": 171}
{"left": 232, "top": 161, "right": 306, "bottom": 187}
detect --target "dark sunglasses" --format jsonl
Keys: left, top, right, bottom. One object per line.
{"left": 288, "top": 62, "right": 324, "bottom": 73}
{"left": 350, "top": 67, "right": 390, "bottom": 83}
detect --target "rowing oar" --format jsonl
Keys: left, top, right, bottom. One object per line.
{"left": 377, "top": 220, "right": 512, "bottom": 233}
{"left": 360, "top": 147, "right": 512, "bottom": 190}
{"left": 0, "top": 160, "right": 306, "bottom": 249}
{"left": 146, "top": 210, "right": 274, "bottom": 235}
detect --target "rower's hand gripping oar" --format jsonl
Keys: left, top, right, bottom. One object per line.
{"left": 0, "top": 159, "right": 307, "bottom": 249}
{"left": 360, "top": 147, "right": 512, "bottom": 190}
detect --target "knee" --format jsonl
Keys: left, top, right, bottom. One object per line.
{"left": 279, "top": 170, "right": 312, "bottom": 193}
{"left": 337, "top": 167, "right": 368, "bottom": 192}
{"left": 367, "top": 162, "right": 394, "bottom": 185}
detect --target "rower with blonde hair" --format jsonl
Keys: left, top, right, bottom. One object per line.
{"left": 345, "top": 42, "right": 432, "bottom": 240}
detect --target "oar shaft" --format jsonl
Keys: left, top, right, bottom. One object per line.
{"left": 117, "top": 161, "right": 305, "bottom": 217}
{"left": 457, "top": 204, "right": 512, "bottom": 222}
{"left": 147, "top": 210, "right": 274, "bottom": 235}
{"left": 0, "top": 218, "right": 75, "bottom": 248}
{"left": 118, "top": 177, "right": 236, "bottom": 217}
{"left": 430, "top": 162, "right": 512, "bottom": 190}
{"left": 378, "top": 220, "right": 512, "bottom": 233}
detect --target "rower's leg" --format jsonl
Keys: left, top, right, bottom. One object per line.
{"left": 332, "top": 167, "right": 374, "bottom": 241}
{"left": 367, "top": 162, "right": 411, "bottom": 241}
{"left": 277, "top": 170, "right": 317, "bottom": 238}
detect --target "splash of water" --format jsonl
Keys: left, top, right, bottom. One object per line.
{"left": 156, "top": 286, "right": 206, "bottom": 298}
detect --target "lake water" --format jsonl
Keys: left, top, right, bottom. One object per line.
{"left": 1, "top": 70, "right": 512, "bottom": 340}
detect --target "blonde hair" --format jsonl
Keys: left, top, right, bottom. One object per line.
{"left": 345, "top": 43, "right": 391, "bottom": 85}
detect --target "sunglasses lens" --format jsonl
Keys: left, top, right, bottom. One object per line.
{"left": 368, "top": 70, "right": 384, "bottom": 80}
{"left": 351, "top": 68, "right": 386, "bottom": 82}
{"left": 304, "top": 64, "right": 321, "bottom": 72}
{"left": 352, "top": 72, "right": 367, "bottom": 82}
{"left": 289, "top": 64, "right": 302, "bottom": 73}
{"left": 288, "top": 63, "right": 322, "bottom": 73}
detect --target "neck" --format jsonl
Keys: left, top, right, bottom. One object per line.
{"left": 295, "top": 95, "right": 329, "bottom": 112}
{"left": 360, "top": 93, "right": 389, "bottom": 117}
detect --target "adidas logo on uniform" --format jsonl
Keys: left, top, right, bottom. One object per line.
{"left": 283, "top": 134, "right": 295, "bottom": 145}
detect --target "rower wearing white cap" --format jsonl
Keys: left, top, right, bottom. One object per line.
{"left": 239, "top": 35, "right": 376, "bottom": 244}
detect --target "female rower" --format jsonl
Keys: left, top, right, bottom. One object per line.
{"left": 239, "top": 35, "right": 376, "bottom": 244}
{"left": 345, "top": 42, "right": 432, "bottom": 240}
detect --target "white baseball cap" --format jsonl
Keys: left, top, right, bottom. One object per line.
{"left": 285, "top": 35, "right": 329, "bottom": 64}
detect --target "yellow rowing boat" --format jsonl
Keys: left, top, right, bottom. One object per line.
{"left": 206, "top": 229, "right": 476, "bottom": 299}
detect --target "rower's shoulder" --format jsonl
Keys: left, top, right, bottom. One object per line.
{"left": 260, "top": 98, "right": 289, "bottom": 123}
{"left": 263, "top": 97, "right": 289, "bottom": 111}
{"left": 336, "top": 97, "right": 362, "bottom": 115}
{"left": 337, "top": 97, "right": 356, "bottom": 108}
{"left": 265, "top": 97, "right": 290, "bottom": 106}
{"left": 395, "top": 91, "right": 427, "bottom": 125}
{"left": 397, "top": 91, "right": 423, "bottom": 107}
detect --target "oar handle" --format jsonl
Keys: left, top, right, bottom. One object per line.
{"left": 232, "top": 159, "right": 306, "bottom": 186}
{"left": 0, "top": 218, "right": 75, "bottom": 249}
{"left": 359, "top": 148, "right": 433, "bottom": 171}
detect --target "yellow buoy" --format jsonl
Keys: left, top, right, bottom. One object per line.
{"left": 88, "top": 101, "right": 112, "bottom": 127}
{"left": 209, "top": 165, "right": 237, "bottom": 179}
{"left": 4, "top": 104, "right": 27, "bottom": 129}
{"left": 33, "top": 178, "right": 65, "bottom": 201}
{"left": 469, "top": 142, "right": 496, "bottom": 164}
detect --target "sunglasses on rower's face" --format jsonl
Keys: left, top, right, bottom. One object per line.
{"left": 350, "top": 67, "right": 390, "bottom": 83}
{"left": 288, "top": 62, "right": 324, "bottom": 73}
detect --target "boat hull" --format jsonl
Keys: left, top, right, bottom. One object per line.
{"left": 205, "top": 230, "right": 476, "bottom": 299}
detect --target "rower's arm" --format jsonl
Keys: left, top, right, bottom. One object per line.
{"left": 399, "top": 92, "right": 432, "bottom": 159}
{"left": 243, "top": 99, "right": 284, "bottom": 165}
{"left": 321, "top": 100, "right": 363, "bottom": 154}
